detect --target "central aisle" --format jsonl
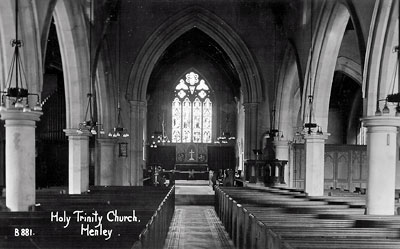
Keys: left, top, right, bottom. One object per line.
{"left": 163, "top": 206, "right": 235, "bottom": 249}
{"left": 163, "top": 180, "right": 235, "bottom": 249}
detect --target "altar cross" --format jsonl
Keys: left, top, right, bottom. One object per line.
{"left": 189, "top": 149, "right": 195, "bottom": 160}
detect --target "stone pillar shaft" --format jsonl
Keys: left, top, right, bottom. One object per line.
{"left": 97, "top": 138, "right": 116, "bottom": 186}
{"left": 64, "top": 129, "right": 91, "bottom": 194}
{"left": 1, "top": 110, "right": 41, "bottom": 211}
{"left": 243, "top": 102, "right": 258, "bottom": 160}
{"left": 129, "top": 100, "right": 146, "bottom": 186}
{"left": 363, "top": 116, "right": 400, "bottom": 215}
{"left": 303, "top": 133, "right": 329, "bottom": 196}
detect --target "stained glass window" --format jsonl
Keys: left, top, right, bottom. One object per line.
{"left": 203, "top": 98, "right": 212, "bottom": 143}
{"left": 172, "top": 98, "right": 181, "bottom": 143}
{"left": 172, "top": 72, "right": 212, "bottom": 143}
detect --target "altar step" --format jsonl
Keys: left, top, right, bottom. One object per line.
{"left": 175, "top": 180, "right": 214, "bottom": 205}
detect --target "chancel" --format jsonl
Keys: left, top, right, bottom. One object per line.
{"left": 0, "top": 0, "right": 399, "bottom": 248}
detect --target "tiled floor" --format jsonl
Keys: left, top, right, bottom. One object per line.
{"left": 163, "top": 205, "right": 235, "bottom": 249}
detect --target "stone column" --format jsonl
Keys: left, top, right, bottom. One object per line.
{"left": 64, "top": 129, "right": 91, "bottom": 194}
{"left": 1, "top": 109, "right": 41, "bottom": 211}
{"left": 362, "top": 116, "right": 400, "bottom": 215}
{"left": 97, "top": 138, "right": 116, "bottom": 186}
{"left": 303, "top": 133, "right": 329, "bottom": 196}
{"left": 274, "top": 139, "right": 289, "bottom": 185}
{"left": 243, "top": 102, "right": 258, "bottom": 160}
{"left": 129, "top": 100, "right": 146, "bottom": 186}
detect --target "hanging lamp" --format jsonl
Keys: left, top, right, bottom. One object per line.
{"left": 108, "top": 1, "right": 129, "bottom": 138}
{"left": 303, "top": 0, "right": 320, "bottom": 135}
{"left": 0, "top": 0, "right": 42, "bottom": 113}
{"left": 77, "top": 0, "right": 104, "bottom": 135}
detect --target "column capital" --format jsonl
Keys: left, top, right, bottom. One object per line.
{"left": 302, "top": 133, "right": 330, "bottom": 141}
{"left": 362, "top": 115, "right": 400, "bottom": 128}
{"left": 129, "top": 100, "right": 146, "bottom": 108}
{"left": 243, "top": 102, "right": 258, "bottom": 111}
{"left": 273, "top": 139, "right": 289, "bottom": 147}
{"left": 63, "top": 128, "right": 92, "bottom": 137}
{"left": 0, "top": 109, "right": 42, "bottom": 122}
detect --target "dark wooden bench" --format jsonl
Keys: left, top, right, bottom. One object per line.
{"left": 216, "top": 186, "right": 400, "bottom": 249}
{"left": 0, "top": 186, "right": 175, "bottom": 249}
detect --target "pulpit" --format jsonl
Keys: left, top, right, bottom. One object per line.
{"left": 265, "top": 159, "right": 288, "bottom": 186}
{"left": 244, "top": 160, "right": 267, "bottom": 183}
{"left": 244, "top": 159, "right": 287, "bottom": 186}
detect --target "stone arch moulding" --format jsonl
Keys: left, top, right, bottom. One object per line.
{"left": 0, "top": 0, "right": 18, "bottom": 91}
{"left": 0, "top": 0, "right": 43, "bottom": 95}
{"left": 335, "top": 56, "right": 362, "bottom": 85}
{"left": 363, "top": 0, "right": 398, "bottom": 116}
{"left": 53, "top": 0, "right": 91, "bottom": 128}
{"left": 276, "top": 43, "right": 301, "bottom": 140}
{"left": 127, "top": 6, "right": 262, "bottom": 105}
{"left": 303, "top": 1, "right": 350, "bottom": 132}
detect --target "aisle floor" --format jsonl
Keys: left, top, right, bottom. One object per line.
{"left": 163, "top": 205, "right": 235, "bottom": 249}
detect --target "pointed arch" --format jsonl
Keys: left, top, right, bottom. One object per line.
{"left": 0, "top": 0, "right": 43, "bottom": 95}
{"left": 363, "top": 0, "right": 398, "bottom": 116}
{"left": 127, "top": 6, "right": 262, "bottom": 104}
{"left": 303, "top": 1, "right": 351, "bottom": 131}
{"left": 53, "top": 0, "right": 113, "bottom": 130}
{"left": 0, "top": 0, "right": 14, "bottom": 91}
{"left": 53, "top": 0, "right": 90, "bottom": 128}
{"left": 276, "top": 43, "right": 302, "bottom": 140}
{"left": 335, "top": 56, "right": 362, "bottom": 84}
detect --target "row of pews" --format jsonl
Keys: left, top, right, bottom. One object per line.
{"left": 215, "top": 186, "right": 400, "bottom": 249}
{"left": 0, "top": 186, "right": 174, "bottom": 249}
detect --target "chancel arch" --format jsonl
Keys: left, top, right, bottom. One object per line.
{"left": 129, "top": 7, "right": 261, "bottom": 170}
{"left": 146, "top": 26, "right": 239, "bottom": 178}
{"left": 127, "top": 6, "right": 262, "bottom": 104}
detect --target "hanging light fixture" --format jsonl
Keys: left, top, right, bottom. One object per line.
{"left": 0, "top": 0, "right": 42, "bottom": 113}
{"left": 266, "top": 23, "right": 286, "bottom": 140}
{"left": 214, "top": 113, "right": 235, "bottom": 144}
{"left": 108, "top": 104, "right": 129, "bottom": 137}
{"left": 108, "top": 1, "right": 129, "bottom": 139}
{"left": 303, "top": 1, "right": 320, "bottom": 135}
{"left": 380, "top": 9, "right": 400, "bottom": 115}
{"left": 78, "top": 93, "right": 104, "bottom": 135}
{"left": 385, "top": 44, "right": 400, "bottom": 115}
{"left": 77, "top": 0, "right": 104, "bottom": 135}
{"left": 150, "top": 113, "right": 169, "bottom": 148}
{"left": 304, "top": 95, "right": 318, "bottom": 134}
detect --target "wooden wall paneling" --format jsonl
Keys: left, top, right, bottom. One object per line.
{"left": 324, "top": 152, "right": 335, "bottom": 189}
{"left": 292, "top": 144, "right": 367, "bottom": 192}
{"left": 361, "top": 149, "right": 368, "bottom": 188}
{"left": 337, "top": 151, "right": 349, "bottom": 190}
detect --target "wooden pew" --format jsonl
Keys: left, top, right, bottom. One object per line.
{"left": 0, "top": 186, "right": 174, "bottom": 249}
{"left": 216, "top": 186, "right": 400, "bottom": 249}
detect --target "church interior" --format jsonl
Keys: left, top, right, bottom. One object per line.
{"left": 0, "top": 0, "right": 399, "bottom": 248}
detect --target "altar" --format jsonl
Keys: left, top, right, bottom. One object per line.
{"left": 146, "top": 143, "right": 235, "bottom": 180}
